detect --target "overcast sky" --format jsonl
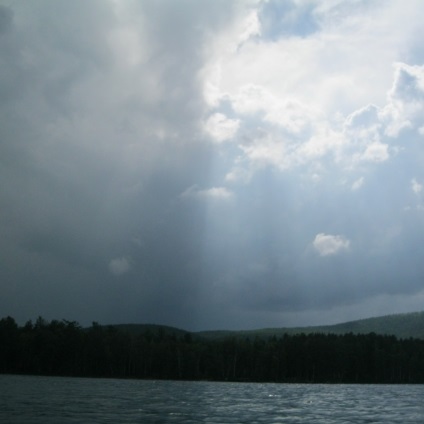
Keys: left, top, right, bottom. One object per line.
{"left": 2, "top": 0, "right": 424, "bottom": 331}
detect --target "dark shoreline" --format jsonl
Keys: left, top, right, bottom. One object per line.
{"left": 2, "top": 316, "right": 424, "bottom": 384}
{"left": 3, "top": 373, "right": 424, "bottom": 385}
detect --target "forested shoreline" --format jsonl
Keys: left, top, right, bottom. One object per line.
{"left": 1, "top": 316, "right": 424, "bottom": 384}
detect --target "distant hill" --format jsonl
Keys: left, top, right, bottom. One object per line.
{"left": 103, "top": 323, "right": 190, "bottom": 338}
{"left": 106, "top": 311, "right": 424, "bottom": 341}
{"left": 195, "top": 311, "right": 424, "bottom": 340}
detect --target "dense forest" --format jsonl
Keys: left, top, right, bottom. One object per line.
{"left": 1, "top": 316, "right": 424, "bottom": 384}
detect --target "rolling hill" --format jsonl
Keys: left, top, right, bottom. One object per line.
{"left": 106, "top": 311, "right": 424, "bottom": 340}
{"left": 196, "top": 311, "right": 424, "bottom": 340}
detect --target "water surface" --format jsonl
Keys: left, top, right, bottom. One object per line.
{"left": 1, "top": 375, "right": 423, "bottom": 423}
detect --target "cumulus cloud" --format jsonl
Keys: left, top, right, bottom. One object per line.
{"left": 201, "top": 1, "right": 424, "bottom": 183}
{"left": 204, "top": 113, "right": 240, "bottom": 143}
{"left": 345, "top": 104, "right": 380, "bottom": 129}
{"left": 411, "top": 179, "right": 423, "bottom": 195}
{"left": 361, "top": 142, "right": 389, "bottom": 163}
{"left": 313, "top": 234, "right": 350, "bottom": 257}
{"left": 209, "top": 60, "right": 424, "bottom": 180}
{"left": 383, "top": 63, "right": 424, "bottom": 137}
{"left": 109, "top": 257, "right": 131, "bottom": 276}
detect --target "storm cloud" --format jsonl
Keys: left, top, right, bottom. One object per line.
{"left": 2, "top": 0, "right": 424, "bottom": 330}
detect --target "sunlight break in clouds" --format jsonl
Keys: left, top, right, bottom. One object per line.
{"left": 313, "top": 234, "right": 350, "bottom": 257}
{"left": 201, "top": 3, "right": 424, "bottom": 183}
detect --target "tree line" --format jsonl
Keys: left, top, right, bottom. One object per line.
{"left": 1, "top": 315, "right": 424, "bottom": 383}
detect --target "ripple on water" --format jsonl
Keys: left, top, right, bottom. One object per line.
{"left": 1, "top": 376, "right": 424, "bottom": 423}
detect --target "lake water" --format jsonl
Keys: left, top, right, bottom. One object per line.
{"left": 1, "top": 375, "right": 423, "bottom": 423}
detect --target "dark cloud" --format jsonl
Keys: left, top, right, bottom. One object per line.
{"left": 0, "top": 0, "right": 233, "bottom": 328}
{"left": 0, "top": 5, "right": 12, "bottom": 35}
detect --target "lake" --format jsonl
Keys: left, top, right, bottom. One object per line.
{"left": 1, "top": 375, "right": 423, "bottom": 423}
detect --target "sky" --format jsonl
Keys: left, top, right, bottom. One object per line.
{"left": 2, "top": 0, "right": 424, "bottom": 331}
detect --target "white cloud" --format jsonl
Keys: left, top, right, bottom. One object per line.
{"left": 200, "top": 2, "right": 424, "bottom": 183}
{"left": 239, "top": 134, "right": 289, "bottom": 170}
{"left": 238, "top": 9, "right": 261, "bottom": 45}
{"left": 204, "top": 187, "right": 233, "bottom": 199}
{"left": 231, "top": 84, "right": 316, "bottom": 136}
{"left": 204, "top": 113, "right": 240, "bottom": 143}
{"left": 383, "top": 63, "right": 424, "bottom": 137}
{"left": 313, "top": 233, "right": 350, "bottom": 256}
{"left": 231, "top": 84, "right": 275, "bottom": 115}
{"left": 201, "top": 5, "right": 261, "bottom": 108}
{"left": 411, "top": 178, "right": 423, "bottom": 195}
{"left": 218, "top": 59, "right": 424, "bottom": 177}
{"left": 109, "top": 257, "right": 131, "bottom": 276}
{"left": 360, "top": 142, "right": 389, "bottom": 163}
{"left": 202, "top": 1, "right": 417, "bottom": 120}
{"left": 343, "top": 104, "right": 382, "bottom": 148}
{"left": 388, "top": 63, "right": 424, "bottom": 102}
{"left": 345, "top": 104, "right": 380, "bottom": 129}
{"left": 181, "top": 185, "right": 233, "bottom": 200}
{"left": 225, "top": 166, "right": 252, "bottom": 183}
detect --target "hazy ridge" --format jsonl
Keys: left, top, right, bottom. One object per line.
{"left": 108, "top": 311, "right": 424, "bottom": 340}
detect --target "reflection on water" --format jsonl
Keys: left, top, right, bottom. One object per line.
{"left": 1, "top": 375, "right": 423, "bottom": 423}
